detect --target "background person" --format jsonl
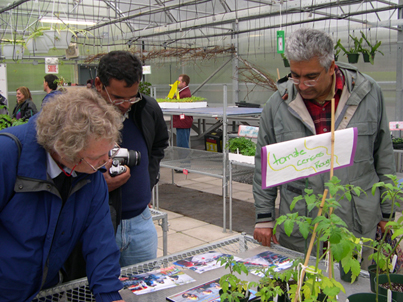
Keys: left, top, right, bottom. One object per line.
{"left": 95, "top": 51, "right": 169, "bottom": 266}
{"left": 173, "top": 74, "right": 193, "bottom": 150}
{"left": 42, "top": 74, "right": 62, "bottom": 106}
{"left": 253, "top": 28, "right": 395, "bottom": 267}
{"left": 0, "top": 88, "right": 124, "bottom": 302}
{"left": 12, "top": 86, "right": 37, "bottom": 120}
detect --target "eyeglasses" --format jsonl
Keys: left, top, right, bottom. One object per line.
{"left": 104, "top": 85, "right": 142, "bottom": 105}
{"left": 80, "top": 143, "right": 121, "bottom": 172}
{"left": 288, "top": 69, "right": 325, "bottom": 87}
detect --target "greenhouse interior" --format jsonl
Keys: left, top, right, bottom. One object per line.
{"left": 1, "top": 0, "right": 403, "bottom": 301}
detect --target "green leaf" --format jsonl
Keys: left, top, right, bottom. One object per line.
{"left": 329, "top": 232, "right": 342, "bottom": 244}
{"left": 284, "top": 219, "right": 295, "bottom": 237}
{"left": 322, "top": 286, "right": 340, "bottom": 297}
{"left": 298, "top": 220, "right": 311, "bottom": 239}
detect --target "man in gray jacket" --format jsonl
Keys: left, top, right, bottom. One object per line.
{"left": 253, "top": 28, "right": 395, "bottom": 260}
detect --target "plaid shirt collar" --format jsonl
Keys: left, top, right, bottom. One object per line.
{"left": 303, "top": 66, "right": 344, "bottom": 134}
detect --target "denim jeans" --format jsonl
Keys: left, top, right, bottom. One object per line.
{"left": 176, "top": 128, "right": 190, "bottom": 148}
{"left": 115, "top": 206, "right": 158, "bottom": 267}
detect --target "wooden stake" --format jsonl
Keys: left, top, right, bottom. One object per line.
{"left": 277, "top": 68, "right": 280, "bottom": 81}
{"left": 328, "top": 97, "right": 336, "bottom": 278}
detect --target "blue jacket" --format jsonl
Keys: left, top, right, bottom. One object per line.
{"left": 42, "top": 89, "right": 62, "bottom": 106}
{"left": 0, "top": 116, "right": 123, "bottom": 301}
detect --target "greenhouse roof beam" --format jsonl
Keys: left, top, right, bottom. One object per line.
{"left": 218, "top": 0, "right": 232, "bottom": 13}
{"left": 83, "top": 0, "right": 209, "bottom": 32}
{"left": 0, "top": 0, "right": 30, "bottom": 14}
{"left": 154, "top": 0, "right": 177, "bottom": 23}
{"left": 102, "top": 0, "right": 136, "bottom": 32}
{"left": 120, "top": 0, "right": 390, "bottom": 40}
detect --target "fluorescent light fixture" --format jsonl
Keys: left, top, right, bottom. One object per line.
{"left": 40, "top": 18, "right": 96, "bottom": 26}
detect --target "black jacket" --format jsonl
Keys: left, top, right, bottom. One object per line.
{"left": 12, "top": 99, "right": 38, "bottom": 120}
{"left": 130, "top": 93, "right": 169, "bottom": 189}
{"left": 108, "top": 94, "right": 169, "bottom": 232}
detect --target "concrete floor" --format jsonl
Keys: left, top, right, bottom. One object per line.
{"left": 153, "top": 166, "right": 254, "bottom": 257}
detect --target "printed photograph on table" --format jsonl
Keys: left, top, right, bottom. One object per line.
{"left": 166, "top": 278, "right": 221, "bottom": 302}
{"left": 173, "top": 251, "right": 241, "bottom": 274}
{"left": 120, "top": 265, "right": 195, "bottom": 295}
{"left": 239, "top": 250, "right": 292, "bottom": 277}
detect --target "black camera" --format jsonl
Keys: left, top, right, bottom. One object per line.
{"left": 109, "top": 147, "right": 141, "bottom": 176}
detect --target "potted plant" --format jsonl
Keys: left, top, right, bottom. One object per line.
{"left": 369, "top": 175, "right": 403, "bottom": 301}
{"left": 334, "top": 39, "right": 342, "bottom": 61}
{"left": 392, "top": 137, "right": 403, "bottom": 150}
{"left": 42, "top": 25, "right": 90, "bottom": 49}
{"left": 281, "top": 53, "right": 290, "bottom": 67}
{"left": 0, "top": 106, "right": 28, "bottom": 130}
{"left": 139, "top": 81, "right": 152, "bottom": 96}
{"left": 360, "top": 31, "right": 384, "bottom": 65}
{"left": 274, "top": 176, "right": 363, "bottom": 301}
{"left": 217, "top": 256, "right": 258, "bottom": 302}
{"left": 2, "top": 39, "right": 25, "bottom": 60}
{"left": 337, "top": 35, "right": 363, "bottom": 64}
{"left": 255, "top": 258, "right": 302, "bottom": 302}
{"left": 227, "top": 137, "right": 256, "bottom": 165}
{"left": 24, "top": 26, "right": 51, "bottom": 54}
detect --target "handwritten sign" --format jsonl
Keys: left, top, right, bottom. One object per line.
{"left": 238, "top": 125, "right": 259, "bottom": 138}
{"left": 389, "top": 121, "right": 403, "bottom": 131}
{"left": 261, "top": 128, "right": 357, "bottom": 189}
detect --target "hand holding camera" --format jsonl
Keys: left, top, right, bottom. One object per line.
{"left": 109, "top": 147, "right": 141, "bottom": 176}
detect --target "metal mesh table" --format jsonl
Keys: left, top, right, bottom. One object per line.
{"left": 34, "top": 234, "right": 372, "bottom": 302}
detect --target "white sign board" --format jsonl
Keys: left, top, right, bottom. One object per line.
{"left": 238, "top": 125, "right": 259, "bottom": 138}
{"left": 261, "top": 128, "right": 357, "bottom": 189}
{"left": 143, "top": 65, "right": 151, "bottom": 74}
{"left": 389, "top": 121, "right": 403, "bottom": 131}
{"left": 0, "top": 64, "right": 7, "bottom": 101}
{"left": 45, "top": 57, "right": 59, "bottom": 74}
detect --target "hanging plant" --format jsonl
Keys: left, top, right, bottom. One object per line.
{"left": 337, "top": 34, "right": 364, "bottom": 64}
{"left": 334, "top": 39, "right": 342, "bottom": 61}
{"left": 360, "top": 31, "right": 384, "bottom": 65}
{"left": 281, "top": 53, "right": 290, "bottom": 67}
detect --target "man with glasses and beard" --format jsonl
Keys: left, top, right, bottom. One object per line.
{"left": 253, "top": 28, "right": 395, "bottom": 268}
{"left": 95, "top": 51, "right": 169, "bottom": 267}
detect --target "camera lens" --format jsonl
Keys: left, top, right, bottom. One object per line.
{"left": 128, "top": 150, "right": 141, "bottom": 166}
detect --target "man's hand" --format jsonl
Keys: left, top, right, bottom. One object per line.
{"left": 378, "top": 220, "right": 389, "bottom": 233}
{"left": 103, "top": 160, "right": 131, "bottom": 192}
{"left": 253, "top": 227, "right": 279, "bottom": 247}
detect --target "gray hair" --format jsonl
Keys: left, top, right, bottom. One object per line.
{"left": 36, "top": 87, "right": 122, "bottom": 163}
{"left": 285, "top": 28, "right": 334, "bottom": 70}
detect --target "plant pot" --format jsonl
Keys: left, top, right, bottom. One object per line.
{"left": 378, "top": 273, "right": 403, "bottom": 301}
{"left": 347, "top": 293, "right": 397, "bottom": 302}
{"left": 25, "top": 36, "right": 50, "bottom": 54}
{"left": 393, "top": 143, "right": 403, "bottom": 150}
{"left": 2, "top": 44, "right": 24, "bottom": 60}
{"left": 42, "top": 29, "right": 74, "bottom": 49}
{"left": 347, "top": 53, "right": 360, "bottom": 64}
{"left": 283, "top": 58, "right": 290, "bottom": 67}
{"left": 363, "top": 53, "right": 375, "bottom": 63}
{"left": 339, "top": 261, "right": 359, "bottom": 283}
{"left": 368, "top": 264, "right": 377, "bottom": 293}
